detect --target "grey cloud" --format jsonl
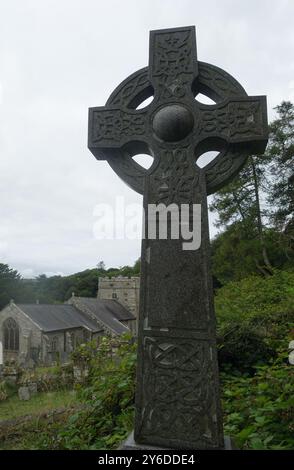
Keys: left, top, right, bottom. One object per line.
{"left": 0, "top": 0, "right": 293, "bottom": 277}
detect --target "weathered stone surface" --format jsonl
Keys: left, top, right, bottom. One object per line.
{"left": 28, "top": 382, "right": 38, "bottom": 396}
{"left": 73, "top": 365, "right": 89, "bottom": 384}
{"left": 18, "top": 386, "right": 30, "bottom": 401}
{"left": 98, "top": 277, "right": 140, "bottom": 316}
{"left": 88, "top": 26, "right": 268, "bottom": 449}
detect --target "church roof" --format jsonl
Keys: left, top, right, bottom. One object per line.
{"left": 14, "top": 298, "right": 135, "bottom": 335}
{"left": 71, "top": 298, "right": 135, "bottom": 335}
{"left": 16, "top": 304, "right": 102, "bottom": 333}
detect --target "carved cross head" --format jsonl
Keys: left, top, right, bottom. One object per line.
{"left": 88, "top": 26, "right": 268, "bottom": 197}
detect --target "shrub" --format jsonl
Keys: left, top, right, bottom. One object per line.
{"left": 216, "top": 270, "right": 294, "bottom": 371}
{"left": 20, "top": 365, "right": 73, "bottom": 392}
{"left": 38, "top": 334, "right": 136, "bottom": 450}
{"left": 3, "top": 332, "right": 293, "bottom": 451}
{"left": 222, "top": 349, "right": 294, "bottom": 449}
{"left": 217, "top": 324, "right": 275, "bottom": 371}
{"left": 0, "top": 380, "right": 17, "bottom": 402}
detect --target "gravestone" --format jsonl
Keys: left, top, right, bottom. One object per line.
{"left": 18, "top": 386, "right": 30, "bottom": 401}
{"left": 88, "top": 26, "right": 268, "bottom": 449}
{"left": 28, "top": 382, "right": 38, "bottom": 396}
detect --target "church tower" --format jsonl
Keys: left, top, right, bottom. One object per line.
{"left": 97, "top": 276, "right": 140, "bottom": 320}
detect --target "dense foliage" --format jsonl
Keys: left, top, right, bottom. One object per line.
{"left": 0, "top": 264, "right": 21, "bottom": 310}
{"left": 216, "top": 270, "right": 294, "bottom": 370}
{"left": 37, "top": 335, "right": 137, "bottom": 450}
{"left": 222, "top": 356, "right": 294, "bottom": 450}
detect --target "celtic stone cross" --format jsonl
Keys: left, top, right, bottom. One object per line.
{"left": 88, "top": 26, "right": 268, "bottom": 449}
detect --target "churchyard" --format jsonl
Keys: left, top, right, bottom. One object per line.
{"left": 0, "top": 4, "right": 293, "bottom": 456}
{"left": 0, "top": 389, "right": 78, "bottom": 422}
{"left": 0, "top": 268, "right": 293, "bottom": 450}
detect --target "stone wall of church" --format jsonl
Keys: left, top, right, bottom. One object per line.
{"left": 0, "top": 303, "right": 42, "bottom": 365}
{"left": 0, "top": 303, "right": 91, "bottom": 366}
{"left": 41, "top": 328, "right": 89, "bottom": 365}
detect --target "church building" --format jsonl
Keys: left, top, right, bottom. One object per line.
{"left": 0, "top": 276, "right": 139, "bottom": 366}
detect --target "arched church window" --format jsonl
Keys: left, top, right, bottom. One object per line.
{"left": 3, "top": 318, "right": 19, "bottom": 351}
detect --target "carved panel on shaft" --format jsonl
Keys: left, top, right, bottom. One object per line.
{"left": 152, "top": 146, "right": 199, "bottom": 205}
{"left": 137, "top": 337, "right": 220, "bottom": 448}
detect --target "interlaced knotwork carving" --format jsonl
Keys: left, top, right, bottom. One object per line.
{"left": 109, "top": 69, "right": 152, "bottom": 108}
{"left": 199, "top": 100, "right": 265, "bottom": 140}
{"left": 152, "top": 146, "right": 199, "bottom": 205}
{"left": 138, "top": 337, "right": 218, "bottom": 446}
{"left": 90, "top": 57, "right": 266, "bottom": 194}
{"left": 197, "top": 62, "right": 246, "bottom": 100}
{"left": 149, "top": 27, "right": 198, "bottom": 100}
{"left": 91, "top": 109, "right": 146, "bottom": 145}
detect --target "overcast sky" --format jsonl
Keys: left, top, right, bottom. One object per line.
{"left": 0, "top": 0, "right": 293, "bottom": 278}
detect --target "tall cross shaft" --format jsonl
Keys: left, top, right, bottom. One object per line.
{"left": 88, "top": 26, "right": 268, "bottom": 449}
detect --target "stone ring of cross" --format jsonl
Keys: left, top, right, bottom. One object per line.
{"left": 88, "top": 26, "right": 268, "bottom": 196}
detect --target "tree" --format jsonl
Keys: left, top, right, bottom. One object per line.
{"left": 210, "top": 100, "right": 294, "bottom": 279}
{"left": 210, "top": 154, "right": 273, "bottom": 277}
{"left": 211, "top": 225, "right": 290, "bottom": 284}
{"left": 133, "top": 258, "right": 141, "bottom": 275}
{"left": 0, "top": 263, "right": 21, "bottom": 309}
{"left": 266, "top": 101, "right": 294, "bottom": 261}
{"left": 97, "top": 260, "right": 106, "bottom": 271}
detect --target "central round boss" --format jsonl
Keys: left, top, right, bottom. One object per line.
{"left": 152, "top": 104, "right": 194, "bottom": 142}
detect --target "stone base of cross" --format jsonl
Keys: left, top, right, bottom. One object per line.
{"left": 88, "top": 26, "right": 268, "bottom": 449}
{"left": 119, "top": 431, "right": 234, "bottom": 450}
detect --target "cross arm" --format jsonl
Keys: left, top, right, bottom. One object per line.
{"left": 88, "top": 106, "right": 149, "bottom": 160}
{"left": 198, "top": 96, "right": 268, "bottom": 154}
{"left": 148, "top": 26, "right": 198, "bottom": 100}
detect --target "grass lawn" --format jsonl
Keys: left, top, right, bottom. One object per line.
{"left": 0, "top": 390, "right": 79, "bottom": 421}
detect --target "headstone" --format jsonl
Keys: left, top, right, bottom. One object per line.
{"left": 28, "top": 382, "right": 38, "bottom": 396}
{"left": 88, "top": 26, "right": 268, "bottom": 449}
{"left": 26, "top": 358, "right": 36, "bottom": 370}
{"left": 18, "top": 386, "right": 30, "bottom": 401}
{"left": 73, "top": 365, "right": 89, "bottom": 383}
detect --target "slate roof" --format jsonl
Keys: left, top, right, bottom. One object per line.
{"left": 16, "top": 304, "right": 102, "bottom": 333}
{"left": 73, "top": 298, "right": 135, "bottom": 335}
{"left": 14, "top": 298, "right": 136, "bottom": 336}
